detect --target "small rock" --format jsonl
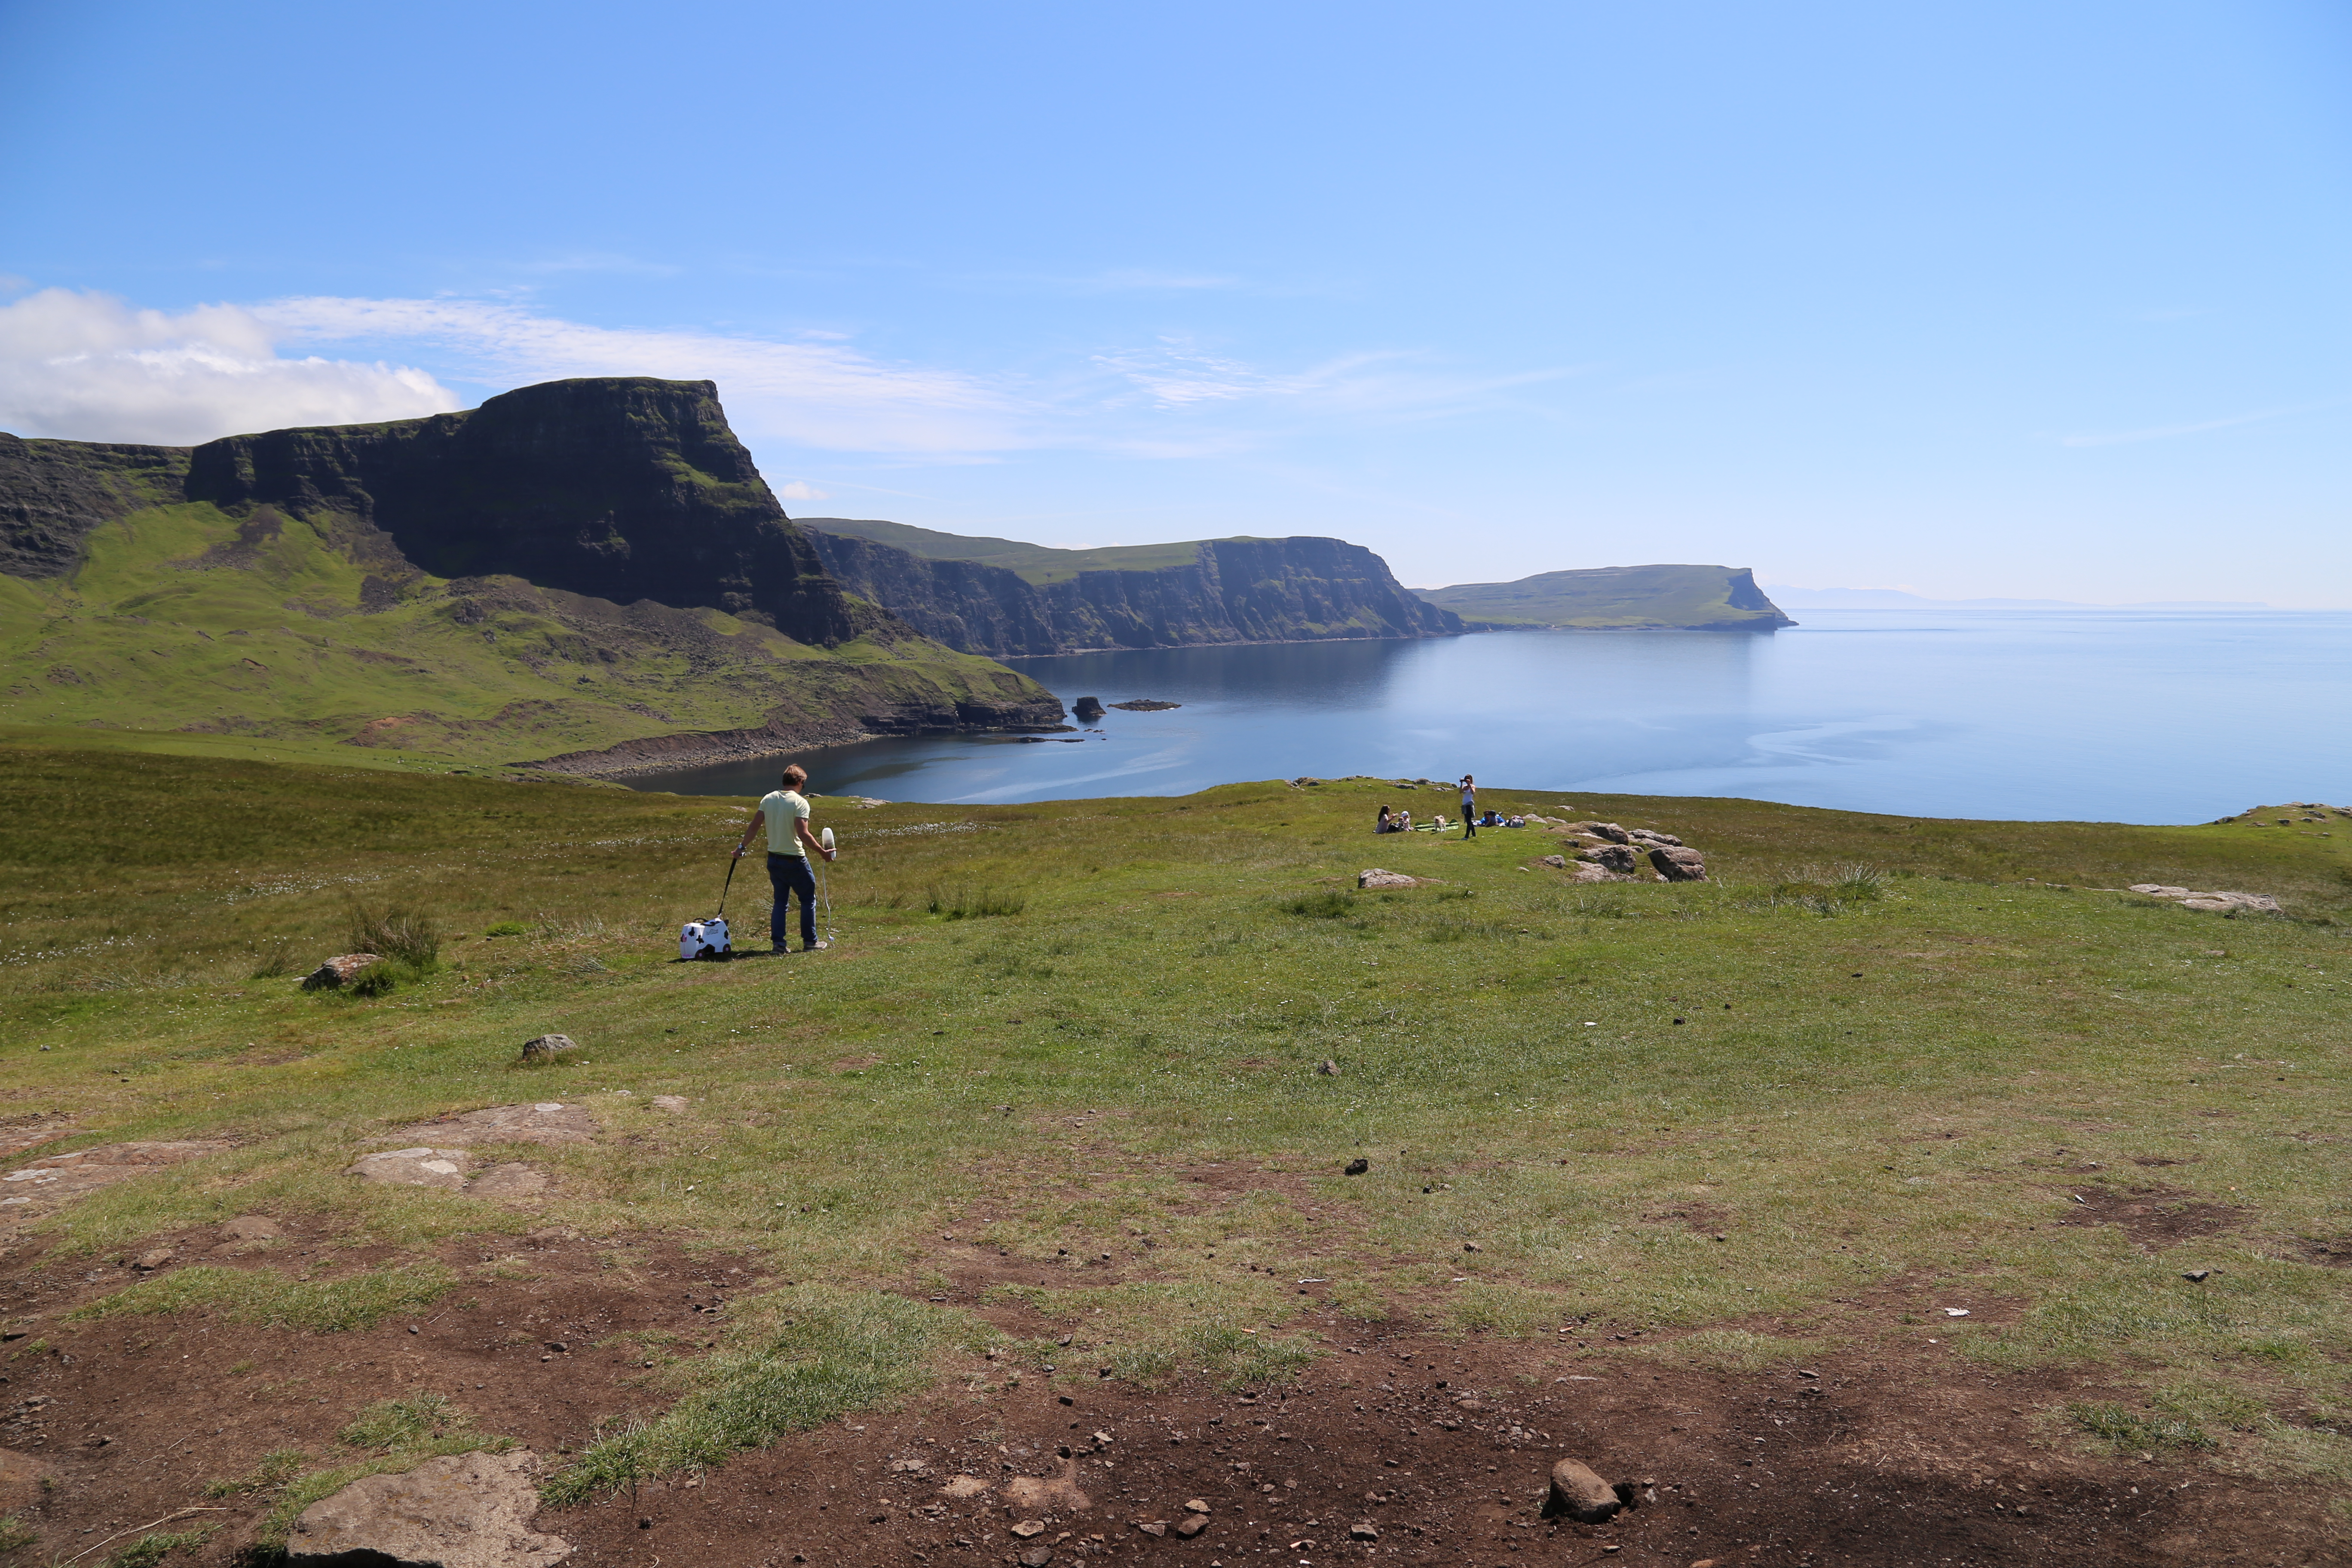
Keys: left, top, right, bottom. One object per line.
{"left": 346, "top": 1148, "right": 471, "bottom": 1189}
{"left": 650, "top": 1095, "right": 690, "bottom": 1113}
{"left": 1316, "top": 1059, "right": 1339, "bottom": 1076}
{"left": 2183, "top": 1269, "right": 2211, "bottom": 1283}
{"left": 132, "top": 1248, "right": 175, "bottom": 1271}
{"left": 301, "top": 954, "right": 382, "bottom": 991}
{"left": 1183, "top": 1499, "right": 1210, "bottom": 1515}
{"left": 1648, "top": 846, "right": 1708, "bottom": 882}
{"left": 1136, "top": 1521, "right": 1167, "bottom": 1537}
{"left": 1350, "top": 1521, "right": 1379, "bottom": 1540}
{"left": 1454, "top": 1397, "right": 1486, "bottom": 1411}
{"left": 889, "top": 1458, "right": 929, "bottom": 1473}
{"left": 1011, "top": 1520, "right": 1047, "bottom": 1539}
{"left": 1344, "top": 1158, "right": 1369, "bottom": 1176}
{"left": 1358, "top": 868, "right": 1417, "bottom": 890}
{"left": 220, "top": 1215, "right": 282, "bottom": 1241}
{"left": 941, "top": 1476, "right": 992, "bottom": 1499}
{"left": 1175, "top": 1515, "right": 1208, "bottom": 1537}
{"left": 1020, "top": 1547, "right": 1054, "bottom": 1568}
{"left": 1461, "top": 1241, "right": 1481, "bottom": 1253}
{"left": 1539, "top": 854, "right": 1567, "bottom": 869}
{"left": 1541, "top": 1457, "right": 1622, "bottom": 1524}
{"left": 518, "top": 1034, "right": 577, "bottom": 1063}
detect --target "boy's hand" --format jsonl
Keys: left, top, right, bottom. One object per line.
{"left": 733, "top": 845, "right": 747, "bottom": 859}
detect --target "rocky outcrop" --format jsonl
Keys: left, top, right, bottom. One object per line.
{"left": 806, "top": 526, "right": 1462, "bottom": 655}
{"left": 0, "top": 434, "right": 189, "bottom": 577}
{"left": 287, "top": 1449, "right": 571, "bottom": 1567}
{"left": 181, "top": 378, "right": 863, "bottom": 646}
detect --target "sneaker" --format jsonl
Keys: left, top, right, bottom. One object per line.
{"left": 803, "top": 939, "right": 831, "bottom": 952}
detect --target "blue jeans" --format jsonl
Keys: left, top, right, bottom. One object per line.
{"left": 766, "top": 853, "right": 818, "bottom": 949}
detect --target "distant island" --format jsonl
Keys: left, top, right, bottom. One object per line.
{"left": 800, "top": 517, "right": 1460, "bottom": 655}
{"left": 1415, "top": 564, "right": 1794, "bottom": 631}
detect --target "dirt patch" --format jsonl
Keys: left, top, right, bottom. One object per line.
{"left": 1643, "top": 1202, "right": 1730, "bottom": 1237}
{"left": 2294, "top": 1236, "right": 2352, "bottom": 1267}
{"left": 378, "top": 1102, "right": 600, "bottom": 1147}
{"left": 0, "top": 1231, "right": 2335, "bottom": 1565}
{"left": 0, "top": 1141, "right": 235, "bottom": 1227}
{"left": 829, "top": 1055, "right": 883, "bottom": 1073}
{"left": 2050, "top": 1186, "right": 2246, "bottom": 1249}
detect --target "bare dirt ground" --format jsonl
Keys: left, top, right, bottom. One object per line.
{"left": 0, "top": 1226, "right": 2334, "bottom": 1567}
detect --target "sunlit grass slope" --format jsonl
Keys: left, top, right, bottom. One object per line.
{"left": 2, "top": 747, "right": 2348, "bottom": 1495}
{"left": 0, "top": 502, "right": 1050, "bottom": 768}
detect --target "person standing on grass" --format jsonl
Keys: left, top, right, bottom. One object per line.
{"left": 1458, "top": 773, "right": 1478, "bottom": 839}
{"left": 733, "top": 763, "right": 836, "bottom": 953}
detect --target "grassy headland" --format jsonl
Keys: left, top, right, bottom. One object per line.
{"left": 1416, "top": 563, "right": 1794, "bottom": 630}
{"left": 0, "top": 742, "right": 2346, "bottom": 1557}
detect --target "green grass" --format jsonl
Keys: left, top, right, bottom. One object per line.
{"left": 545, "top": 1285, "right": 977, "bottom": 1503}
{"left": 69, "top": 1264, "right": 458, "bottom": 1332}
{"left": 0, "top": 499, "right": 1052, "bottom": 768}
{"left": 1, "top": 745, "right": 2349, "bottom": 1499}
{"left": 799, "top": 516, "right": 1212, "bottom": 584}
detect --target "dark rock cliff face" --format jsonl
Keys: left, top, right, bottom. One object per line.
{"left": 0, "top": 434, "right": 190, "bottom": 578}
{"left": 181, "top": 378, "right": 863, "bottom": 647}
{"left": 805, "top": 530, "right": 1462, "bottom": 655}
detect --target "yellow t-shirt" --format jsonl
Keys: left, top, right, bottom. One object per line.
{"left": 759, "top": 789, "right": 810, "bottom": 854}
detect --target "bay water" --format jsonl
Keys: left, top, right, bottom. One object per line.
{"left": 627, "top": 609, "right": 2352, "bottom": 824}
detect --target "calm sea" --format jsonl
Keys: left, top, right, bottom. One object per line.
{"left": 626, "top": 609, "right": 2352, "bottom": 824}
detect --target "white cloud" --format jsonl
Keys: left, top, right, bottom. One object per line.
{"left": 0, "top": 288, "right": 457, "bottom": 445}
{"left": 1093, "top": 337, "right": 1571, "bottom": 421}
{"left": 2057, "top": 399, "right": 2338, "bottom": 447}
{"left": 258, "top": 295, "right": 1035, "bottom": 455}
{"left": 775, "top": 480, "right": 830, "bottom": 500}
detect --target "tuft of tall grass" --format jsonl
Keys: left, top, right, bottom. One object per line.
{"left": 69, "top": 1264, "right": 457, "bottom": 1333}
{"left": 2066, "top": 1400, "right": 2217, "bottom": 1452}
{"left": 340, "top": 1393, "right": 468, "bottom": 1451}
{"left": 1280, "top": 891, "right": 1355, "bottom": 919}
{"left": 343, "top": 901, "right": 441, "bottom": 968}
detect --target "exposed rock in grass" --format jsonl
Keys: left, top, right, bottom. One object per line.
{"left": 1577, "top": 845, "right": 1640, "bottom": 874}
{"left": 467, "top": 1163, "right": 551, "bottom": 1200}
{"left": 1358, "top": 868, "right": 1417, "bottom": 889}
{"left": 222, "top": 1216, "right": 282, "bottom": 1241}
{"left": 1574, "top": 822, "right": 1633, "bottom": 844}
{"left": 519, "top": 1034, "right": 578, "bottom": 1063}
{"left": 1649, "top": 846, "right": 1709, "bottom": 882}
{"left": 302, "top": 953, "right": 382, "bottom": 990}
{"left": 1570, "top": 864, "right": 1635, "bottom": 883}
{"left": 348, "top": 1147, "right": 472, "bottom": 1189}
{"left": 383, "top": 1102, "right": 597, "bottom": 1147}
{"left": 287, "top": 1448, "right": 571, "bottom": 1567}
{"left": 651, "top": 1095, "right": 690, "bottom": 1112}
{"left": 0, "top": 1140, "right": 233, "bottom": 1222}
{"left": 1540, "top": 1456, "right": 1622, "bottom": 1523}
{"left": 2128, "top": 884, "right": 2281, "bottom": 914}
{"left": 1628, "top": 829, "right": 1684, "bottom": 846}
{"left": 1539, "top": 854, "right": 1567, "bottom": 869}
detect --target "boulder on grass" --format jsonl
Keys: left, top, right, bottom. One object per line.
{"left": 302, "top": 954, "right": 382, "bottom": 991}
{"left": 1574, "top": 822, "right": 1633, "bottom": 844}
{"left": 1649, "top": 846, "right": 1708, "bottom": 882}
{"left": 518, "top": 1034, "right": 577, "bottom": 1063}
{"left": 1628, "top": 829, "right": 1684, "bottom": 846}
{"left": 1577, "top": 845, "right": 1640, "bottom": 874}
{"left": 1358, "top": 869, "right": 1417, "bottom": 890}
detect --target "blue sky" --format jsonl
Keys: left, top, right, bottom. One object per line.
{"left": 4, "top": 1, "right": 2347, "bottom": 603}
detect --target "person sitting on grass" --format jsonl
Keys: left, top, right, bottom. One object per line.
{"left": 1376, "top": 805, "right": 1398, "bottom": 833}
{"left": 732, "top": 763, "right": 837, "bottom": 954}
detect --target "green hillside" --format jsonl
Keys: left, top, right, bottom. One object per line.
{"left": 799, "top": 516, "right": 1227, "bottom": 585}
{"left": 1416, "top": 563, "right": 1795, "bottom": 630}
{"left": 0, "top": 500, "right": 1049, "bottom": 773}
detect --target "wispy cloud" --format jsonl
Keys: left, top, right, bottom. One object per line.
{"left": 259, "top": 295, "right": 1036, "bottom": 454}
{"left": 0, "top": 288, "right": 455, "bottom": 445}
{"left": 1094, "top": 336, "right": 1574, "bottom": 421}
{"left": 2058, "top": 399, "right": 2337, "bottom": 447}
{"left": 775, "top": 480, "right": 830, "bottom": 500}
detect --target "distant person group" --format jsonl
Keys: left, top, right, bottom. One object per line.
{"left": 1374, "top": 774, "right": 1524, "bottom": 839}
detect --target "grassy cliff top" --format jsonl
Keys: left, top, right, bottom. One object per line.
{"left": 1, "top": 500, "right": 1049, "bottom": 771}
{"left": 0, "top": 746, "right": 2346, "bottom": 1553}
{"left": 799, "top": 517, "right": 1277, "bottom": 585}
{"left": 1417, "top": 563, "right": 1793, "bottom": 629}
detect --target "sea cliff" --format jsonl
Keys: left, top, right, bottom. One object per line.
{"left": 803, "top": 519, "right": 1461, "bottom": 655}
